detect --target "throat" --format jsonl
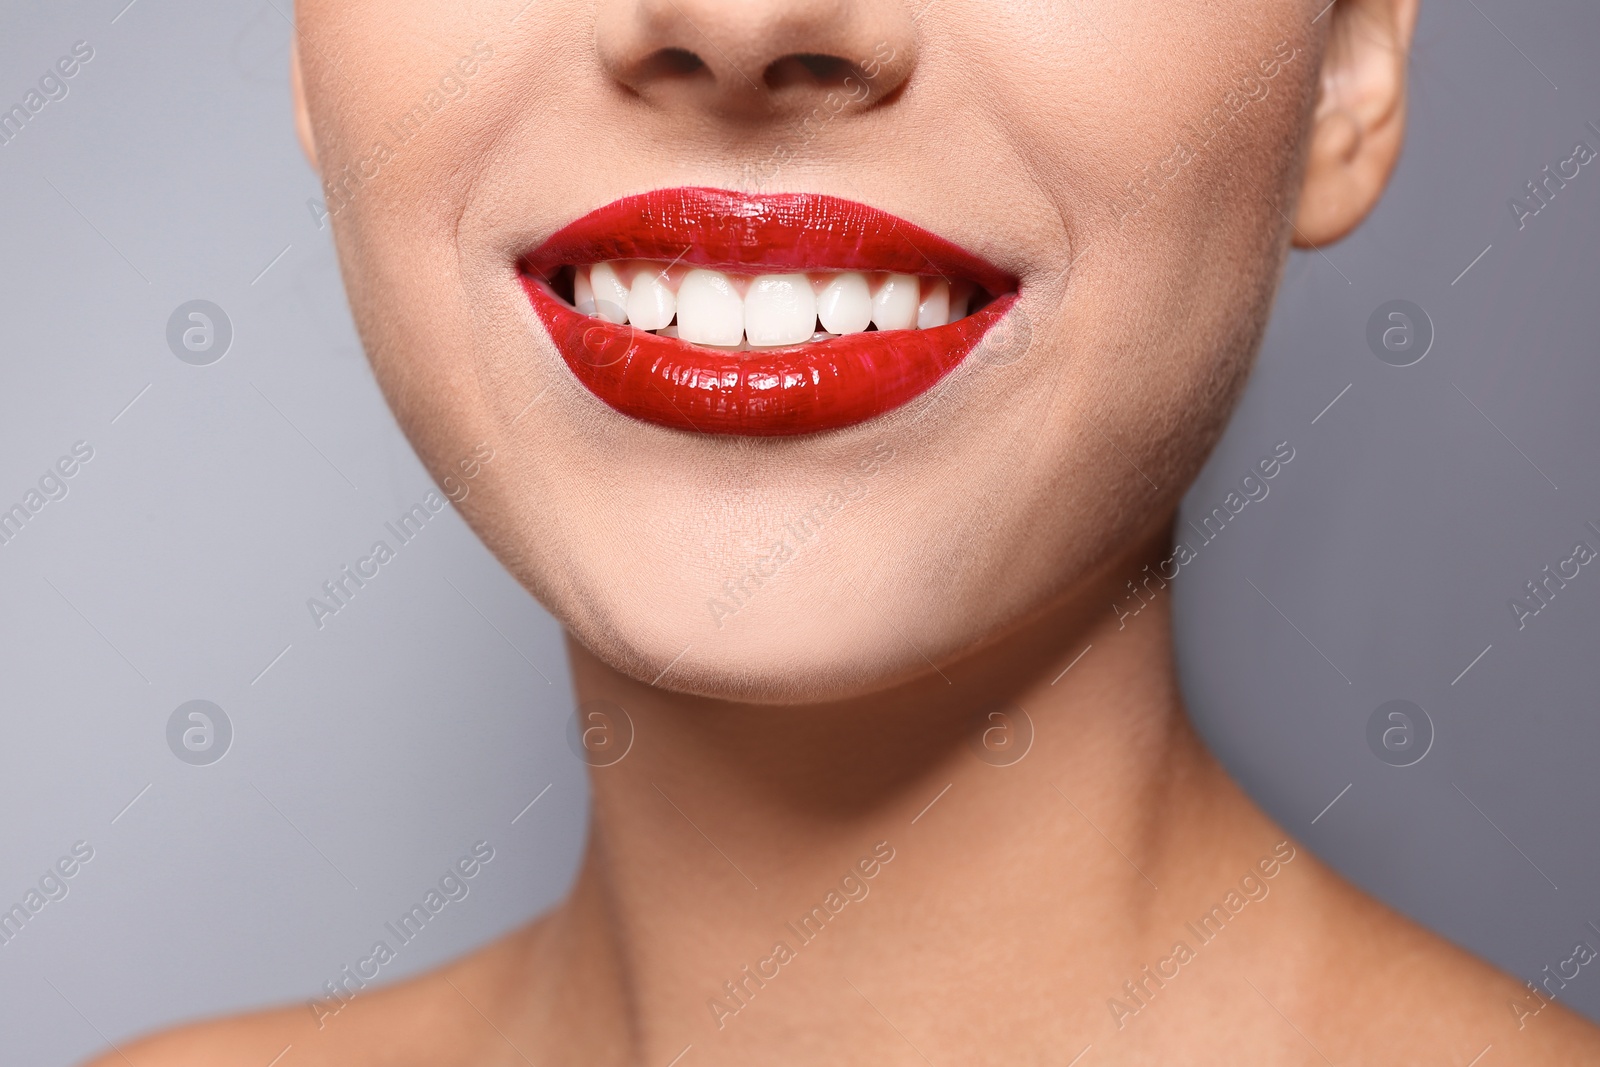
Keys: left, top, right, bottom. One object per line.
{"left": 518, "top": 583, "right": 1280, "bottom": 1065}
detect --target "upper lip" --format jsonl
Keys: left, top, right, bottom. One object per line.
{"left": 520, "top": 186, "right": 1017, "bottom": 295}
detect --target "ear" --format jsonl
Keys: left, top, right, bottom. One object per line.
{"left": 290, "top": 39, "right": 320, "bottom": 170}
{"left": 1292, "top": 0, "right": 1420, "bottom": 246}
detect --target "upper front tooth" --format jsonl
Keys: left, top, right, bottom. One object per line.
{"left": 871, "top": 273, "right": 919, "bottom": 331}
{"left": 627, "top": 267, "right": 676, "bottom": 331}
{"left": 745, "top": 273, "right": 818, "bottom": 347}
{"left": 816, "top": 272, "right": 871, "bottom": 335}
{"left": 589, "top": 262, "right": 631, "bottom": 324}
{"left": 917, "top": 279, "right": 949, "bottom": 329}
{"left": 676, "top": 269, "right": 745, "bottom": 347}
{"left": 573, "top": 268, "right": 597, "bottom": 317}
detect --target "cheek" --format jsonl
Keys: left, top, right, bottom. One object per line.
{"left": 977, "top": 3, "right": 1318, "bottom": 252}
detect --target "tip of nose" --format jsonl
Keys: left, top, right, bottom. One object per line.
{"left": 596, "top": 0, "right": 917, "bottom": 117}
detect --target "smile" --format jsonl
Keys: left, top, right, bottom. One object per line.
{"left": 519, "top": 187, "right": 1018, "bottom": 436}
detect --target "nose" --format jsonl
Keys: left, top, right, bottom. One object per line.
{"left": 594, "top": 0, "right": 917, "bottom": 119}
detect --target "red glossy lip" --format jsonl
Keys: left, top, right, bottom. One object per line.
{"left": 519, "top": 188, "right": 1019, "bottom": 436}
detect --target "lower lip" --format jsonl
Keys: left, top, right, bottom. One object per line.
{"left": 520, "top": 283, "right": 1017, "bottom": 437}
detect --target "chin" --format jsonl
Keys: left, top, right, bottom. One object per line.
{"left": 476, "top": 429, "right": 1159, "bottom": 709}
{"left": 553, "top": 569, "right": 985, "bottom": 705}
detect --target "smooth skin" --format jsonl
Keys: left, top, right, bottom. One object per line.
{"left": 98, "top": 0, "right": 1600, "bottom": 1063}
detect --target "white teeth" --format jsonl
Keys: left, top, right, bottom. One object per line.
{"left": 574, "top": 269, "right": 597, "bottom": 317}
{"left": 871, "top": 273, "right": 919, "bottom": 332}
{"left": 626, "top": 267, "right": 676, "bottom": 331}
{"left": 917, "top": 279, "right": 949, "bottom": 329}
{"left": 745, "top": 273, "right": 818, "bottom": 347}
{"left": 816, "top": 272, "right": 872, "bottom": 335}
{"left": 946, "top": 284, "right": 971, "bottom": 324}
{"left": 676, "top": 269, "right": 745, "bottom": 347}
{"left": 589, "top": 262, "right": 631, "bottom": 324}
{"left": 570, "top": 263, "right": 985, "bottom": 341}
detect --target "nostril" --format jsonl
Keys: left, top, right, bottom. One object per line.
{"left": 595, "top": 0, "right": 917, "bottom": 114}
{"left": 635, "top": 46, "right": 710, "bottom": 83}
{"left": 763, "top": 53, "right": 860, "bottom": 92}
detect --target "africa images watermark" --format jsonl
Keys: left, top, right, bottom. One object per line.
{"left": 308, "top": 840, "right": 496, "bottom": 1028}
{"left": 309, "top": 41, "right": 495, "bottom": 229}
{"left": 0, "top": 440, "right": 95, "bottom": 549}
{"left": 305, "top": 490, "right": 449, "bottom": 629}
{"left": 0, "top": 40, "right": 95, "bottom": 149}
{"left": 705, "top": 840, "right": 897, "bottom": 1030}
{"left": 1106, "top": 40, "right": 1299, "bottom": 229}
{"left": 1506, "top": 518, "right": 1600, "bottom": 632}
{"left": 0, "top": 840, "right": 95, "bottom": 950}
{"left": 1106, "top": 840, "right": 1298, "bottom": 1030}
{"left": 305, "top": 441, "right": 495, "bottom": 630}
{"left": 1112, "top": 440, "right": 1296, "bottom": 630}
{"left": 1507, "top": 119, "right": 1599, "bottom": 232}
{"left": 1509, "top": 920, "right": 1600, "bottom": 1031}
{"left": 706, "top": 441, "right": 896, "bottom": 629}
{"left": 440, "top": 439, "right": 496, "bottom": 504}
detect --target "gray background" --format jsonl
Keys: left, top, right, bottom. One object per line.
{"left": 0, "top": 0, "right": 1595, "bottom": 1062}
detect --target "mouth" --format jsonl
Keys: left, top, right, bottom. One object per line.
{"left": 519, "top": 187, "right": 1019, "bottom": 436}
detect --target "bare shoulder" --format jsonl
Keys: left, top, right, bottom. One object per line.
{"left": 1297, "top": 859, "right": 1600, "bottom": 1065}
{"left": 83, "top": 922, "right": 544, "bottom": 1067}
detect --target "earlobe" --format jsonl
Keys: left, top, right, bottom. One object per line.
{"left": 1292, "top": 0, "right": 1420, "bottom": 246}
{"left": 290, "top": 41, "right": 319, "bottom": 171}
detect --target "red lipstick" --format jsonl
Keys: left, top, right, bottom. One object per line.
{"left": 519, "top": 188, "right": 1018, "bottom": 436}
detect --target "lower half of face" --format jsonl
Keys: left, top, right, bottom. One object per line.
{"left": 299, "top": 0, "right": 1323, "bottom": 702}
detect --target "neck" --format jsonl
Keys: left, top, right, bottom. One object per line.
{"left": 526, "top": 529, "right": 1296, "bottom": 1063}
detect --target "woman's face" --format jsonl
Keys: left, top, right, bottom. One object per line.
{"left": 292, "top": 0, "right": 1362, "bottom": 702}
